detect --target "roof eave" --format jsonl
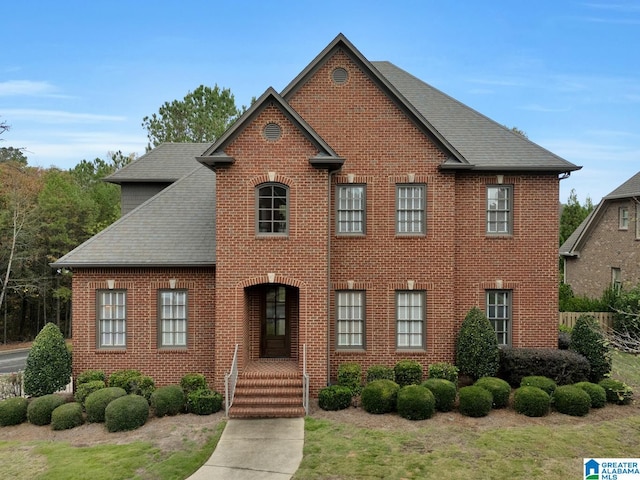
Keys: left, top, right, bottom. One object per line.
{"left": 50, "top": 261, "right": 216, "bottom": 269}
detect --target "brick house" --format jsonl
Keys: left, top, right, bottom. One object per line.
{"left": 53, "top": 34, "right": 579, "bottom": 416}
{"left": 561, "top": 171, "right": 640, "bottom": 298}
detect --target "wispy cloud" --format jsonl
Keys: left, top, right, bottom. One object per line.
{"left": 0, "top": 80, "right": 67, "bottom": 97}
{"left": 2, "top": 109, "right": 126, "bottom": 123}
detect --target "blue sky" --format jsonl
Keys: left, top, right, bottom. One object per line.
{"left": 2, "top": 1, "right": 639, "bottom": 204}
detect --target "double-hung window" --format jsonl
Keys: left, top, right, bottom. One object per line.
{"left": 98, "top": 290, "right": 126, "bottom": 348}
{"left": 337, "top": 185, "right": 365, "bottom": 234}
{"left": 487, "top": 186, "right": 512, "bottom": 234}
{"left": 159, "top": 290, "right": 187, "bottom": 347}
{"left": 486, "top": 290, "right": 511, "bottom": 346}
{"left": 336, "top": 291, "right": 365, "bottom": 349}
{"left": 397, "top": 184, "right": 426, "bottom": 234}
{"left": 619, "top": 206, "right": 629, "bottom": 230}
{"left": 396, "top": 291, "right": 425, "bottom": 349}
{"left": 257, "top": 183, "right": 288, "bottom": 234}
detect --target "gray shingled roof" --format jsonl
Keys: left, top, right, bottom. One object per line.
{"left": 372, "top": 61, "right": 579, "bottom": 172}
{"left": 105, "top": 143, "right": 211, "bottom": 183}
{"left": 52, "top": 166, "right": 215, "bottom": 267}
{"left": 604, "top": 171, "right": 640, "bottom": 200}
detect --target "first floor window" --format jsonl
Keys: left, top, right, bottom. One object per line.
{"left": 396, "top": 291, "right": 425, "bottom": 349}
{"left": 487, "top": 185, "right": 512, "bottom": 234}
{"left": 486, "top": 290, "right": 511, "bottom": 346}
{"left": 337, "top": 185, "right": 366, "bottom": 234}
{"left": 336, "top": 291, "right": 364, "bottom": 348}
{"left": 159, "top": 290, "right": 187, "bottom": 347}
{"left": 612, "top": 267, "right": 622, "bottom": 293}
{"left": 98, "top": 290, "right": 126, "bottom": 348}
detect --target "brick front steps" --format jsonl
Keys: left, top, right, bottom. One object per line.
{"left": 228, "top": 360, "right": 306, "bottom": 418}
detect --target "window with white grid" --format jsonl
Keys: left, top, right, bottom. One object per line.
{"left": 159, "top": 290, "right": 187, "bottom": 347}
{"left": 486, "top": 290, "right": 511, "bottom": 346}
{"left": 337, "top": 185, "right": 365, "bottom": 234}
{"left": 396, "top": 291, "right": 425, "bottom": 349}
{"left": 336, "top": 291, "right": 365, "bottom": 348}
{"left": 98, "top": 291, "right": 126, "bottom": 348}
{"left": 487, "top": 186, "right": 512, "bottom": 234}
{"left": 397, "top": 184, "right": 426, "bottom": 234}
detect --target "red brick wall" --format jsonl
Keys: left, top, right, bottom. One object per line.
{"left": 566, "top": 199, "right": 640, "bottom": 298}
{"left": 70, "top": 268, "right": 216, "bottom": 387}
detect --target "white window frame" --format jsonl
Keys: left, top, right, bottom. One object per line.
{"left": 97, "top": 290, "right": 126, "bottom": 348}
{"left": 397, "top": 184, "right": 426, "bottom": 235}
{"left": 487, "top": 185, "right": 513, "bottom": 235}
{"left": 486, "top": 290, "right": 511, "bottom": 346}
{"left": 619, "top": 206, "right": 629, "bottom": 230}
{"left": 396, "top": 291, "right": 425, "bottom": 349}
{"left": 612, "top": 267, "right": 622, "bottom": 292}
{"left": 159, "top": 290, "right": 188, "bottom": 348}
{"left": 336, "top": 185, "right": 366, "bottom": 235}
{"left": 336, "top": 291, "right": 365, "bottom": 349}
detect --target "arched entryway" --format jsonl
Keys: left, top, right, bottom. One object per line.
{"left": 246, "top": 283, "right": 299, "bottom": 360}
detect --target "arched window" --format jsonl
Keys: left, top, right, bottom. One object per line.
{"left": 256, "top": 183, "right": 288, "bottom": 235}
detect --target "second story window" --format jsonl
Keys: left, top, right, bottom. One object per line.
{"left": 619, "top": 206, "right": 629, "bottom": 230}
{"left": 257, "top": 183, "right": 288, "bottom": 235}
{"left": 337, "top": 185, "right": 366, "bottom": 235}
{"left": 397, "top": 184, "right": 426, "bottom": 235}
{"left": 487, "top": 186, "right": 512, "bottom": 235}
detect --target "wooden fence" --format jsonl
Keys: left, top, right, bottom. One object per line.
{"left": 559, "top": 312, "right": 614, "bottom": 331}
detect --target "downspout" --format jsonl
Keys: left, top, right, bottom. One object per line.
{"left": 326, "top": 170, "right": 335, "bottom": 386}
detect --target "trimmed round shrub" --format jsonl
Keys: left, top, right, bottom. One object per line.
{"left": 569, "top": 314, "right": 611, "bottom": 382}
{"left": 0, "top": 397, "right": 28, "bottom": 426}
{"left": 74, "top": 380, "right": 106, "bottom": 406}
{"left": 150, "top": 385, "right": 186, "bottom": 417}
{"left": 180, "top": 373, "right": 207, "bottom": 394}
{"left": 128, "top": 375, "right": 155, "bottom": 402}
{"left": 76, "top": 370, "right": 106, "bottom": 385}
{"left": 361, "top": 379, "right": 400, "bottom": 414}
{"left": 27, "top": 394, "right": 66, "bottom": 426}
{"left": 474, "top": 377, "right": 511, "bottom": 409}
{"left": 51, "top": 402, "right": 84, "bottom": 430}
{"left": 394, "top": 360, "right": 423, "bottom": 387}
{"left": 23, "top": 323, "right": 72, "bottom": 397}
{"left": 427, "top": 362, "right": 459, "bottom": 385}
{"left": 337, "top": 363, "right": 362, "bottom": 395}
{"left": 108, "top": 369, "right": 142, "bottom": 393}
{"left": 105, "top": 395, "right": 149, "bottom": 432}
{"left": 186, "top": 389, "right": 223, "bottom": 415}
{"left": 318, "top": 385, "right": 353, "bottom": 411}
{"left": 513, "top": 386, "right": 550, "bottom": 417}
{"left": 558, "top": 331, "right": 571, "bottom": 350}
{"left": 458, "top": 386, "right": 493, "bottom": 418}
{"left": 599, "top": 378, "right": 634, "bottom": 405}
{"left": 455, "top": 307, "right": 499, "bottom": 381}
{"left": 366, "top": 365, "right": 395, "bottom": 384}
{"left": 552, "top": 385, "right": 591, "bottom": 417}
{"left": 520, "top": 376, "right": 557, "bottom": 396}
{"left": 422, "top": 379, "right": 457, "bottom": 412}
{"left": 85, "top": 387, "right": 127, "bottom": 423}
{"left": 574, "top": 382, "right": 607, "bottom": 409}
{"left": 397, "top": 385, "right": 435, "bottom": 420}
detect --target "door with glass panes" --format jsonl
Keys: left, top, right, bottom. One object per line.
{"left": 261, "top": 285, "right": 290, "bottom": 357}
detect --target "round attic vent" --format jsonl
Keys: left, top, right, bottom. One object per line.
{"left": 263, "top": 123, "right": 282, "bottom": 141}
{"left": 332, "top": 67, "right": 348, "bottom": 84}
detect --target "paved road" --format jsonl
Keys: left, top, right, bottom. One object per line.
{"left": 0, "top": 349, "right": 28, "bottom": 374}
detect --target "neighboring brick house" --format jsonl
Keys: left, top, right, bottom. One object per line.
{"left": 53, "top": 34, "right": 579, "bottom": 416}
{"left": 560, "top": 171, "right": 640, "bottom": 298}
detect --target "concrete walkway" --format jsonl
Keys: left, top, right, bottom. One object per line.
{"left": 187, "top": 418, "right": 305, "bottom": 480}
